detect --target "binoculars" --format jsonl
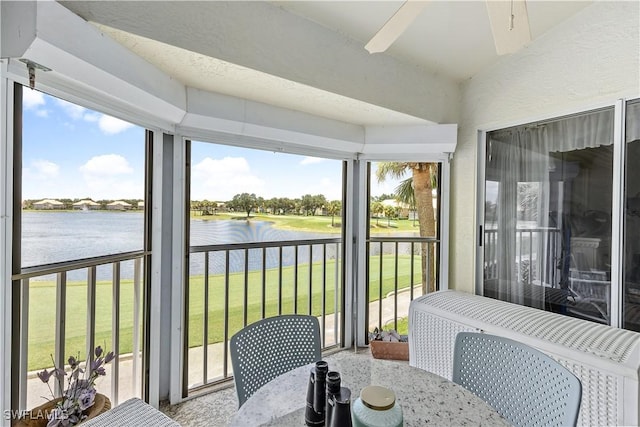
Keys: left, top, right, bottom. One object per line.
{"left": 305, "top": 361, "right": 352, "bottom": 427}
{"left": 326, "top": 371, "right": 352, "bottom": 427}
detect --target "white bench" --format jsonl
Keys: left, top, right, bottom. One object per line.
{"left": 408, "top": 290, "right": 640, "bottom": 426}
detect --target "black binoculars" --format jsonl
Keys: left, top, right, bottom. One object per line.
{"left": 326, "top": 371, "right": 352, "bottom": 427}
{"left": 305, "top": 362, "right": 352, "bottom": 427}
{"left": 305, "top": 361, "right": 329, "bottom": 426}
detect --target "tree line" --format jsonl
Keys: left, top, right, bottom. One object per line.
{"left": 191, "top": 193, "right": 342, "bottom": 220}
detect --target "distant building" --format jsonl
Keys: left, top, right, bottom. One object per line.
{"left": 137, "top": 201, "right": 144, "bottom": 210}
{"left": 72, "top": 199, "right": 100, "bottom": 210}
{"left": 32, "top": 199, "right": 65, "bottom": 210}
{"left": 107, "top": 200, "right": 132, "bottom": 211}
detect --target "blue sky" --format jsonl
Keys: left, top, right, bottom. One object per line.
{"left": 22, "top": 89, "right": 144, "bottom": 200}
{"left": 22, "top": 89, "right": 403, "bottom": 201}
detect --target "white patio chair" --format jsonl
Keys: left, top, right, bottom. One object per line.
{"left": 230, "top": 314, "right": 322, "bottom": 407}
{"left": 453, "top": 332, "right": 582, "bottom": 427}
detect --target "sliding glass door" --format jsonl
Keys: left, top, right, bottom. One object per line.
{"left": 482, "top": 107, "right": 615, "bottom": 323}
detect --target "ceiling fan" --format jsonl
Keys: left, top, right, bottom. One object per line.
{"left": 365, "top": 0, "right": 531, "bottom": 56}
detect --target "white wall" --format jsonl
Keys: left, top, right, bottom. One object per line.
{"left": 451, "top": 1, "right": 640, "bottom": 292}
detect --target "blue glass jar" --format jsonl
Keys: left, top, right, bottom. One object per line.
{"left": 352, "top": 385, "right": 403, "bottom": 427}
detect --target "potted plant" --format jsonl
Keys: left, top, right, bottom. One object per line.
{"left": 368, "top": 328, "right": 409, "bottom": 361}
{"left": 18, "top": 346, "right": 115, "bottom": 427}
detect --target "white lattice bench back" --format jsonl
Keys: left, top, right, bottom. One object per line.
{"left": 408, "top": 290, "right": 640, "bottom": 427}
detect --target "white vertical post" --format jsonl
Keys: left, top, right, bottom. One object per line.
{"left": 147, "top": 130, "right": 164, "bottom": 407}
{"left": 0, "top": 59, "right": 14, "bottom": 422}
{"left": 343, "top": 159, "right": 356, "bottom": 348}
{"left": 358, "top": 161, "right": 370, "bottom": 345}
{"left": 169, "top": 134, "right": 185, "bottom": 404}
{"left": 352, "top": 159, "right": 369, "bottom": 347}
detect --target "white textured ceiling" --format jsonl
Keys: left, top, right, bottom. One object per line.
{"left": 95, "top": 24, "right": 431, "bottom": 126}
{"left": 275, "top": 1, "right": 593, "bottom": 81}
{"left": 60, "top": 0, "right": 593, "bottom": 126}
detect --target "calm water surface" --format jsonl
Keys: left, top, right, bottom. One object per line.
{"left": 21, "top": 211, "right": 335, "bottom": 281}
{"left": 22, "top": 211, "right": 144, "bottom": 268}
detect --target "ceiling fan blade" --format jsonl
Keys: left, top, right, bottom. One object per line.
{"left": 365, "top": 0, "right": 429, "bottom": 54}
{"left": 486, "top": 0, "right": 531, "bottom": 55}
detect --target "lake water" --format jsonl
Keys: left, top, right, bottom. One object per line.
{"left": 21, "top": 211, "right": 417, "bottom": 282}
{"left": 22, "top": 211, "right": 144, "bottom": 268}
{"left": 21, "top": 211, "right": 336, "bottom": 281}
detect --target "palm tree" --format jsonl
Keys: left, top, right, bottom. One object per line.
{"left": 383, "top": 205, "right": 396, "bottom": 227}
{"left": 326, "top": 200, "right": 342, "bottom": 227}
{"left": 371, "top": 201, "right": 384, "bottom": 226}
{"left": 376, "top": 162, "right": 437, "bottom": 294}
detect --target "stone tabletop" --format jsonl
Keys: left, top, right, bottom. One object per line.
{"left": 229, "top": 348, "right": 509, "bottom": 426}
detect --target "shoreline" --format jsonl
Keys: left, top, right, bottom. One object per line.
{"left": 22, "top": 210, "right": 420, "bottom": 235}
{"left": 191, "top": 212, "right": 420, "bottom": 235}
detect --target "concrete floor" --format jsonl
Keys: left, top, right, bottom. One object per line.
{"left": 160, "top": 384, "right": 238, "bottom": 427}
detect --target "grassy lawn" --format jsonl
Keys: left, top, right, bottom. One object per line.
{"left": 27, "top": 255, "right": 420, "bottom": 371}
{"left": 27, "top": 280, "right": 141, "bottom": 372}
{"left": 194, "top": 212, "right": 419, "bottom": 234}
{"left": 394, "top": 317, "right": 409, "bottom": 335}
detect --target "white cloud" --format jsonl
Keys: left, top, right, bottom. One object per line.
{"left": 371, "top": 178, "right": 402, "bottom": 198}
{"left": 85, "top": 178, "right": 143, "bottom": 200}
{"left": 83, "top": 112, "right": 101, "bottom": 123}
{"left": 54, "top": 99, "right": 133, "bottom": 134}
{"left": 191, "top": 156, "right": 265, "bottom": 201}
{"left": 22, "top": 160, "right": 62, "bottom": 198}
{"left": 55, "top": 98, "right": 87, "bottom": 120}
{"left": 301, "top": 176, "right": 342, "bottom": 201}
{"left": 79, "top": 155, "right": 141, "bottom": 199}
{"left": 23, "top": 89, "right": 50, "bottom": 117}
{"left": 33, "top": 160, "right": 60, "bottom": 177}
{"left": 25, "top": 159, "right": 60, "bottom": 179}
{"left": 98, "top": 115, "right": 134, "bottom": 135}
{"left": 300, "top": 156, "right": 325, "bottom": 165}
{"left": 23, "top": 89, "right": 45, "bottom": 110}
{"left": 80, "top": 154, "right": 134, "bottom": 176}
